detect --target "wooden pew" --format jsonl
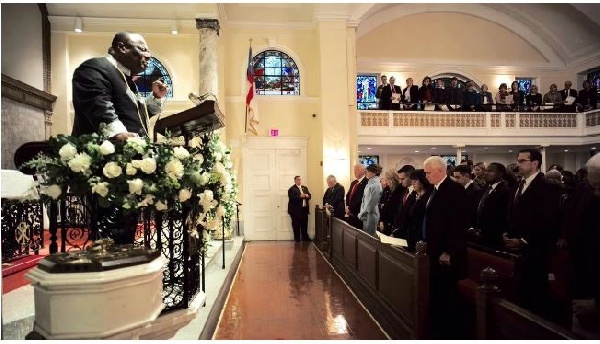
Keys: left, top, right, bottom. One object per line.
{"left": 476, "top": 267, "right": 581, "bottom": 339}
{"left": 313, "top": 206, "right": 331, "bottom": 255}
{"left": 327, "top": 217, "right": 430, "bottom": 339}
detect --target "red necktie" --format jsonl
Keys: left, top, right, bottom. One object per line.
{"left": 350, "top": 181, "right": 359, "bottom": 201}
{"left": 402, "top": 190, "right": 409, "bottom": 204}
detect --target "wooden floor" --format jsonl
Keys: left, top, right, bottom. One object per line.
{"left": 214, "top": 241, "right": 388, "bottom": 340}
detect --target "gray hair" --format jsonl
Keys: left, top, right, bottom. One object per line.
{"left": 326, "top": 175, "right": 337, "bottom": 183}
{"left": 424, "top": 156, "right": 446, "bottom": 170}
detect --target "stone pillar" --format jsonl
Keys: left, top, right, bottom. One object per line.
{"left": 195, "top": 19, "right": 220, "bottom": 98}
{"left": 540, "top": 145, "right": 547, "bottom": 172}
{"left": 455, "top": 145, "right": 465, "bottom": 165}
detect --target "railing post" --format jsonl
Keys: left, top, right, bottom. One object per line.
{"left": 476, "top": 267, "right": 500, "bottom": 340}
{"left": 414, "top": 240, "right": 429, "bottom": 339}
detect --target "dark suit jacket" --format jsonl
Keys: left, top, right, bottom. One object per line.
{"left": 378, "top": 186, "right": 403, "bottom": 235}
{"left": 72, "top": 57, "right": 157, "bottom": 137}
{"left": 577, "top": 88, "right": 598, "bottom": 109}
{"left": 392, "top": 189, "right": 416, "bottom": 238}
{"left": 323, "top": 183, "right": 345, "bottom": 218}
{"left": 476, "top": 181, "right": 510, "bottom": 249}
{"left": 560, "top": 88, "right": 577, "bottom": 101}
{"left": 288, "top": 184, "right": 311, "bottom": 217}
{"left": 423, "top": 177, "right": 469, "bottom": 279}
{"left": 346, "top": 178, "right": 368, "bottom": 217}
{"left": 465, "top": 182, "right": 483, "bottom": 228}
{"left": 380, "top": 84, "right": 402, "bottom": 110}
{"left": 402, "top": 85, "right": 420, "bottom": 104}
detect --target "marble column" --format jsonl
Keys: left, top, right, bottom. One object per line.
{"left": 539, "top": 145, "right": 547, "bottom": 172}
{"left": 455, "top": 145, "right": 465, "bottom": 165}
{"left": 195, "top": 18, "right": 220, "bottom": 98}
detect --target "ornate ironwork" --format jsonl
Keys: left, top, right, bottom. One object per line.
{"left": 1, "top": 199, "right": 44, "bottom": 261}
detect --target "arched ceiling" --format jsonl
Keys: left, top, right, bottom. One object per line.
{"left": 45, "top": 3, "right": 600, "bottom": 69}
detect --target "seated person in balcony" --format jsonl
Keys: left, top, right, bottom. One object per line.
{"left": 323, "top": 175, "right": 345, "bottom": 219}
{"left": 403, "top": 169, "right": 433, "bottom": 252}
{"left": 446, "top": 77, "right": 463, "bottom": 111}
{"left": 72, "top": 32, "right": 169, "bottom": 140}
{"left": 525, "top": 84, "right": 543, "bottom": 111}
{"left": 480, "top": 84, "right": 494, "bottom": 111}
{"left": 542, "top": 83, "right": 563, "bottom": 110}
{"left": 402, "top": 77, "right": 419, "bottom": 110}
{"left": 462, "top": 80, "right": 482, "bottom": 111}
{"left": 418, "top": 76, "right": 434, "bottom": 109}
{"left": 378, "top": 169, "right": 403, "bottom": 236}
{"left": 433, "top": 78, "right": 447, "bottom": 111}
{"left": 470, "top": 162, "right": 510, "bottom": 249}
{"left": 451, "top": 165, "right": 482, "bottom": 229}
{"left": 495, "top": 83, "right": 513, "bottom": 111}
{"left": 378, "top": 76, "right": 397, "bottom": 110}
{"left": 375, "top": 74, "right": 388, "bottom": 109}
{"left": 561, "top": 80, "right": 578, "bottom": 112}
{"left": 577, "top": 79, "right": 598, "bottom": 111}
{"left": 510, "top": 81, "right": 525, "bottom": 111}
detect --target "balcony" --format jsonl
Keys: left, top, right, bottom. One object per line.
{"left": 358, "top": 109, "right": 600, "bottom": 146}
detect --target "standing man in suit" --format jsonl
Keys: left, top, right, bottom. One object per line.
{"left": 471, "top": 162, "right": 510, "bottom": 249}
{"left": 379, "top": 76, "right": 402, "bottom": 110}
{"left": 288, "top": 176, "right": 312, "bottom": 242}
{"left": 402, "top": 77, "right": 420, "bottom": 110}
{"left": 561, "top": 80, "right": 578, "bottom": 112}
{"left": 451, "top": 165, "right": 482, "bottom": 229}
{"left": 345, "top": 164, "right": 368, "bottom": 229}
{"left": 422, "top": 156, "right": 469, "bottom": 338}
{"left": 72, "top": 32, "right": 169, "bottom": 140}
{"left": 504, "top": 148, "right": 561, "bottom": 316}
{"left": 323, "top": 175, "right": 346, "bottom": 219}
{"left": 375, "top": 75, "right": 388, "bottom": 109}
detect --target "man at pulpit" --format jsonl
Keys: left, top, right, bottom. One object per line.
{"left": 72, "top": 32, "right": 169, "bottom": 141}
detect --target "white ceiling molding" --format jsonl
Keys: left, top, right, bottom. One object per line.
{"left": 48, "top": 15, "right": 200, "bottom": 34}
{"left": 356, "top": 4, "right": 566, "bottom": 68}
{"left": 223, "top": 21, "right": 315, "bottom": 31}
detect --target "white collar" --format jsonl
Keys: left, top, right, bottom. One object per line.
{"left": 523, "top": 171, "right": 540, "bottom": 188}
{"left": 464, "top": 180, "right": 474, "bottom": 190}
{"left": 489, "top": 181, "right": 501, "bottom": 191}
{"left": 435, "top": 176, "right": 447, "bottom": 190}
{"left": 106, "top": 55, "right": 132, "bottom": 77}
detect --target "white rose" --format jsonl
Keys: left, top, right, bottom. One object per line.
{"left": 213, "top": 162, "right": 226, "bottom": 174}
{"left": 139, "top": 158, "right": 157, "bottom": 174}
{"left": 103, "top": 161, "right": 123, "bottom": 178}
{"left": 178, "top": 189, "right": 192, "bottom": 203}
{"left": 220, "top": 171, "right": 230, "bottom": 185}
{"left": 127, "top": 178, "right": 144, "bottom": 195}
{"left": 189, "top": 137, "right": 202, "bottom": 148}
{"left": 138, "top": 194, "right": 155, "bottom": 207}
{"left": 224, "top": 160, "right": 233, "bottom": 169}
{"left": 223, "top": 183, "right": 233, "bottom": 193}
{"left": 126, "top": 163, "right": 137, "bottom": 175}
{"left": 214, "top": 152, "right": 223, "bottom": 162}
{"left": 44, "top": 184, "right": 62, "bottom": 199}
{"left": 222, "top": 192, "right": 230, "bottom": 202}
{"left": 193, "top": 154, "right": 204, "bottom": 164}
{"left": 155, "top": 200, "right": 168, "bottom": 211}
{"left": 92, "top": 182, "right": 110, "bottom": 197}
{"left": 126, "top": 137, "right": 148, "bottom": 154}
{"left": 131, "top": 160, "right": 142, "bottom": 169}
{"left": 173, "top": 146, "right": 190, "bottom": 160}
{"left": 59, "top": 143, "right": 77, "bottom": 161}
{"left": 99, "top": 140, "right": 115, "bottom": 155}
{"left": 68, "top": 152, "right": 92, "bottom": 173}
{"left": 199, "top": 172, "right": 210, "bottom": 186}
{"left": 165, "top": 159, "right": 185, "bottom": 180}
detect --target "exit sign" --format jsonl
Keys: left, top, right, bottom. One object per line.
{"left": 270, "top": 129, "right": 279, "bottom": 137}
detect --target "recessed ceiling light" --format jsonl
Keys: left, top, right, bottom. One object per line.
{"left": 414, "top": 150, "right": 419, "bottom": 153}
{"left": 431, "top": 147, "right": 437, "bottom": 150}
{"left": 508, "top": 150, "right": 513, "bottom": 153}
{"left": 483, "top": 147, "right": 489, "bottom": 150}
{"left": 366, "top": 147, "right": 372, "bottom": 150}
{"left": 462, "top": 150, "right": 467, "bottom": 153}
{"left": 564, "top": 149, "right": 569, "bottom": 152}
{"left": 592, "top": 147, "right": 597, "bottom": 150}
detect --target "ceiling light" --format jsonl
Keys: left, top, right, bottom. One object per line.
{"left": 564, "top": 149, "right": 569, "bottom": 152}
{"left": 508, "top": 150, "right": 513, "bottom": 153}
{"left": 171, "top": 22, "right": 178, "bottom": 35}
{"left": 462, "top": 150, "right": 467, "bottom": 153}
{"left": 366, "top": 147, "right": 372, "bottom": 150}
{"left": 431, "top": 147, "right": 437, "bottom": 150}
{"left": 483, "top": 147, "right": 489, "bottom": 150}
{"left": 74, "top": 17, "right": 83, "bottom": 33}
{"left": 414, "top": 150, "right": 419, "bottom": 153}
{"left": 592, "top": 147, "right": 597, "bottom": 150}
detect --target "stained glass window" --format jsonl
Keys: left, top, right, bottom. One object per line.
{"left": 133, "top": 57, "right": 173, "bottom": 99}
{"left": 586, "top": 68, "right": 600, "bottom": 97}
{"left": 439, "top": 155, "right": 469, "bottom": 167}
{"left": 359, "top": 155, "right": 379, "bottom": 167}
{"left": 515, "top": 78, "right": 532, "bottom": 94}
{"left": 251, "top": 50, "right": 300, "bottom": 95}
{"left": 357, "top": 75, "right": 378, "bottom": 110}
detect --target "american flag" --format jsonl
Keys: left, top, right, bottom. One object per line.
{"left": 246, "top": 43, "right": 259, "bottom": 135}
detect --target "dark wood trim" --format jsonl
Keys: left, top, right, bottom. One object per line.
{"left": 199, "top": 241, "right": 246, "bottom": 340}
{"left": 1, "top": 74, "right": 57, "bottom": 112}
{"left": 38, "top": 4, "right": 51, "bottom": 93}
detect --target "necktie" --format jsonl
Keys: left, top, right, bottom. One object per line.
{"left": 514, "top": 180, "right": 525, "bottom": 204}
{"left": 402, "top": 189, "right": 409, "bottom": 204}
{"left": 422, "top": 187, "right": 437, "bottom": 240}
{"left": 350, "top": 181, "right": 359, "bottom": 202}
{"left": 477, "top": 185, "right": 492, "bottom": 219}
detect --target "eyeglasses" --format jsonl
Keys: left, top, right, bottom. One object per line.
{"left": 517, "top": 159, "right": 531, "bottom": 163}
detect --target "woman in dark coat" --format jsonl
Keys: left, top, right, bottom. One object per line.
{"left": 378, "top": 169, "right": 403, "bottom": 235}
{"left": 405, "top": 169, "right": 433, "bottom": 252}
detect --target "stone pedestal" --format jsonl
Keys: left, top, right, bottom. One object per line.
{"left": 25, "top": 256, "right": 166, "bottom": 339}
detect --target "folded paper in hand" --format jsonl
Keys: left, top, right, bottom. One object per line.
{"left": 391, "top": 94, "right": 401, "bottom": 103}
{"left": 376, "top": 231, "right": 408, "bottom": 247}
{"left": 565, "top": 96, "right": 576, "bottom": 105}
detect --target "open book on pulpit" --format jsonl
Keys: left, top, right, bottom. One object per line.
{"left": 376, "top": 231, "right": 408, "bottom": 247}
{"left": 154, "top": 98, "right": 224, "bottom": 142}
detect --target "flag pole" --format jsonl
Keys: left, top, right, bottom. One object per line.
{"left": 245, "top": 38, "right": 253, "bottom": 135}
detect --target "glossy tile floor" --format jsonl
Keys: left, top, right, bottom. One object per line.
{"left": 214, "top": 241, "right": 388, "bottom": 340}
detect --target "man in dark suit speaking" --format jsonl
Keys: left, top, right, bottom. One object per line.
{"left": 422, "top": 155, "right": 469, "bottom": 338}
{"left": 72, "top": 32, "right": 168, "bottom": 140}
{"left": 288, "top": 176, "right": 312, "bottom": 242}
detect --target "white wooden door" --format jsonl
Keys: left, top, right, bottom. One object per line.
{"left": 243, "top": 138, "right": 307, "bottom": 241}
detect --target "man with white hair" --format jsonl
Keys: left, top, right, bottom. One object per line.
{"left": 422, "top": 156, "right": 469, "bottom": 338}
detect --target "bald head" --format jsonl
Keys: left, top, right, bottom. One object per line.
{"left": 586, "top": 153, "right": 600, "bottom": 197}
{"left": 110, "top": 32, "right": 151, "bottom": 74}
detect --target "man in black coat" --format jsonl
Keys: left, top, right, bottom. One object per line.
{"left": 288, "top": 176, "right": 312, "bottom": 242}
{"left": 323, "top": 175, "right": 346, "bottom": 219}
{"left": 451, "top": 165, "right": 482, "bottom": 230}
{"left": 345, "top": 164, "right": 368, "bottom": 229}
{"left": 422, "top": 156, "right": 469, "bottom": 338}
{"left": 72, "top": 32, "right": 168, "bottom": 140}
{"left": 471, "top": 162, "right": 510, "bottom": 249}
{"left": 379, "top": 76, "right": 402, "bottom": 110}
{"left": 504, "top": 148, "right": 562, "bottom": 316}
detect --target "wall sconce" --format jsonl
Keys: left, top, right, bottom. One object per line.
{"left": 74, "top": 17, "right": 83, "bottom": 33}
{"left": 171, "top": 22, "right": 178, "bottom": 35}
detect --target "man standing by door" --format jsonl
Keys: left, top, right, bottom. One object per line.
{"left": 288, "top": 176, "right": 312, "bottom": 242}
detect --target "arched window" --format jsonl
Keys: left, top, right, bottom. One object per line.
{"left": 251, "top": 50, "right": 300, "bottom": 95}
{"left": 586, "top": 68, "right": 600, "bottom": 98}
{"left": 133, "top": 57, "right": 173, "bottom": 99}
{"left": 357, "top": 74, "right": 378, "bottom": 110}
